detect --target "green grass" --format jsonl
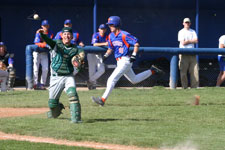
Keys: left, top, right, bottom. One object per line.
{"left": 1, "top": 87, "right": 225, "bottom": 150}
{"left": 0, "top": 140, "right": 100, "bottom": 150}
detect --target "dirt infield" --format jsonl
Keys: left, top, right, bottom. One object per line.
{"left": 0, "top": 131, "right": 156, "bottom": 150}
{"left": 0, "top": 107, "right": 156, "bottom": 150}
{"left": 0, "top": 108, "right": 49, "bottom": 118}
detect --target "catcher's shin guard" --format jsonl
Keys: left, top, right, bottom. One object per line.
{"left": 47, "top": 99, "right": 65, "bottom": 118}
{"left": 70, "top": 100, "right": 81, "bottom": 123}
{"left": 66, "top": 87, "right": 81, "bottom": 123}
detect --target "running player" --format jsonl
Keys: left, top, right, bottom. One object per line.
{"left": 92, "top": 16, "right": 163, "bottom": 106}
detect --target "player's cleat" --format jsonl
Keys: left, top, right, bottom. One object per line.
{"left": 39, "top": 84, "right": 46, "bottom": 90}
{"left": 150, "top": 65, "right": 165, "bottom": 75}
{"left": 33, "top": 84, "right": 38, "bottom": 90}
{"left": 47, "top": 103, "right": 65, "bottom": 118}
{"left": 87, "top": 81, "right": 96, "bottom": 90}
{"left": 91, "top": 96, "right": 104, "bottom": 106}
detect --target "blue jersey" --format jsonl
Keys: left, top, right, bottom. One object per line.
{"left": 91, "top": 32, "right": 108, "bottom": 44}
{"left": 54, "top": 31, "right": 81, "bottom": 45}
{"left": 34, "top": 31, "right": 54, "bottom": 48}
{"left": 108, "top": 30, "right": 138, "bottom": 59}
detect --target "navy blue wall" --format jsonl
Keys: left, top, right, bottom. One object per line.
{"left": 0, "top": 2, "right": 225, "bottom": 79}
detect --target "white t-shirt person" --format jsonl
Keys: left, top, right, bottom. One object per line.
{"left": 178, "top": 28, "right": 198, "bottom": 48}
{"left": 218, "top": 35, "right": 225, "bottom": 57}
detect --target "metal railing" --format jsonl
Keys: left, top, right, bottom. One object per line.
{"left": 83, "top": 46, "right": 225, "bottom": 89}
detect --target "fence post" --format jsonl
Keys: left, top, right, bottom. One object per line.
{"left": 170, "top": 55, "right": 178, "bottom": 89}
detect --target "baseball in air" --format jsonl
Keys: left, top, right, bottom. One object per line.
{"left": 33, "top": 14, "right": 39, "bottom": 20}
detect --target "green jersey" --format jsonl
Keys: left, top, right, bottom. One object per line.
{"left": 40, "top": 33, "right": 84, "bottom": 75}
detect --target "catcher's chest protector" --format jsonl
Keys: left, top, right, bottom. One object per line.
{"left": 51, "top": 41, "right": 78, "bottom": 75}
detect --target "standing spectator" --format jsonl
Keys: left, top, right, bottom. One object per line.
{"left": 37, "top": 27, "right": 85, "bottom": 123}
{"left": 54, "top": 19, "right": 85, "bottom": 47}
{"left": 178, "top": 18, "right": 199, "bottom": 89}
{"left": 216, "top": 35, "right": 225, "bottom": 86}
{"left": 91, "top": 16, "right": 163, "bottom": 106}
{"left": 0, "top": 60, "right": 8, "bottom": 92}
{"left": 33, "top": 20, "right": 53, "bottom": 90}
{"left": 87, "top": 24, "right": 108, "bottom": 90}
{"left": 0, "top": 42, "right": 15, "bottom": 91}
{"left": 26, "top": 20, "right": 54, "bottom": 90}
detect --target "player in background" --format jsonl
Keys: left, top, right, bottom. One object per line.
{"left": 54, "top": 19, "right": 85, "bottom": 47}
{"left": 92, "top": 16, "right": 163, "bottom": 106}
{"left": 37, "top": 27, "right": 85, "bottom": 123}
{"left": 178, "top": 18, "right": 199, "bottom": 89}
{"left": 216, "top": 35, "right": 225, "bottom": 86}
{"left": 33, "top": 20, "right": 53, "bottom": 90}
{"left": 0, "top": 42, "right": 16, "bottom": 91}
{"left": 87, "top": 24, "right": 108, "bottom": 90}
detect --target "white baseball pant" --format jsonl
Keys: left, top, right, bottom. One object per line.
{"left": 49, "top": 75, "right": 76, "bottom": 100}
{"left": 87, "top": 53, "right": 105, "bottom": 84}
{"left": 102, "top": 56, "right": 152, "bottom": 99}
{"left": 0, "top": 70, "right": 8, "bottom": 92}
{"left": 33, "top": 52, "right": 49, "bottom": 85}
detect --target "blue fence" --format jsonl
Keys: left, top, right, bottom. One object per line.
{"left": 83, "top": 46, "right": 225, "bottom": 88}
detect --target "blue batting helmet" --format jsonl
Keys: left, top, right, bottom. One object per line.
{"left": 106, "top": 16, "right": 121, "bottom": 27}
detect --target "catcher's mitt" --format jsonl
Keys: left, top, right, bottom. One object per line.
{"left": 71, "top": 55, "right": 83, "bottom": 68}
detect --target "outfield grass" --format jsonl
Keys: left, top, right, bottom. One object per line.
{"left": 0, "top": 140, "right": 101, "bottom": 150}
{"left": 0, "top": 87, "right": 225, "bottom": 150}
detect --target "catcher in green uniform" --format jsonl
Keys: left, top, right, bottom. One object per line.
{"left": 37, "top": 27, "right": 85, "bottom": 123}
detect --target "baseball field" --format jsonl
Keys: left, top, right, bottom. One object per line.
{"left": 0, "top": 87, "right": 225, "bottom": 150}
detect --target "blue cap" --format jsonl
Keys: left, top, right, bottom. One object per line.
{"left": 99, "top": 24, "right": 107, "bottom": 29}
{"left": 41, "top": 20, "right": 49, "bottom": 26}
{"left": 64, "top": 19, "right": 72, "bottom": 24}
{"left": 0, "top": 42, "right": 4, "bottom": 46}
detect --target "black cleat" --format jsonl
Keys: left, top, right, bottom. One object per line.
{"left": 150, "top": 65, "right": 165, "bottom": 75}
{"left": 87, "top": 81, "right": 96, "bottom": 90}
{"left": 91, "top": 96, "right": 104, "bottom": 106}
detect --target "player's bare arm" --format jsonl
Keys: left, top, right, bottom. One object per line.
{"left": 79, "top": 42, "right": 85, "bottom": 47}
{"left": 105, "top": 48, "right": 113, "bottom": 56}
{"left": 181, "top": 39, "right": 198, "bottom": 45}
{"left": 219, "top": 44, "right": 225, "bottom": 48}
{"left": 133, "top": 43, "right": 139, "bottom": 54}
{"left": 102, "top": 49, "right": 112, "bottom": 62}
{"left": 93, "top": 42, "right": 108, "bottom": 47}
{"left": 130, "top": 43, "right": 139, "bottom": 63}
{"left": 37, "top": 29, "right": 44, "bottom": 34}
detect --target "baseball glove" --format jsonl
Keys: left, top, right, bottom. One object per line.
{"left": 71, "top": 55, "right": 83, "bottom": 68}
